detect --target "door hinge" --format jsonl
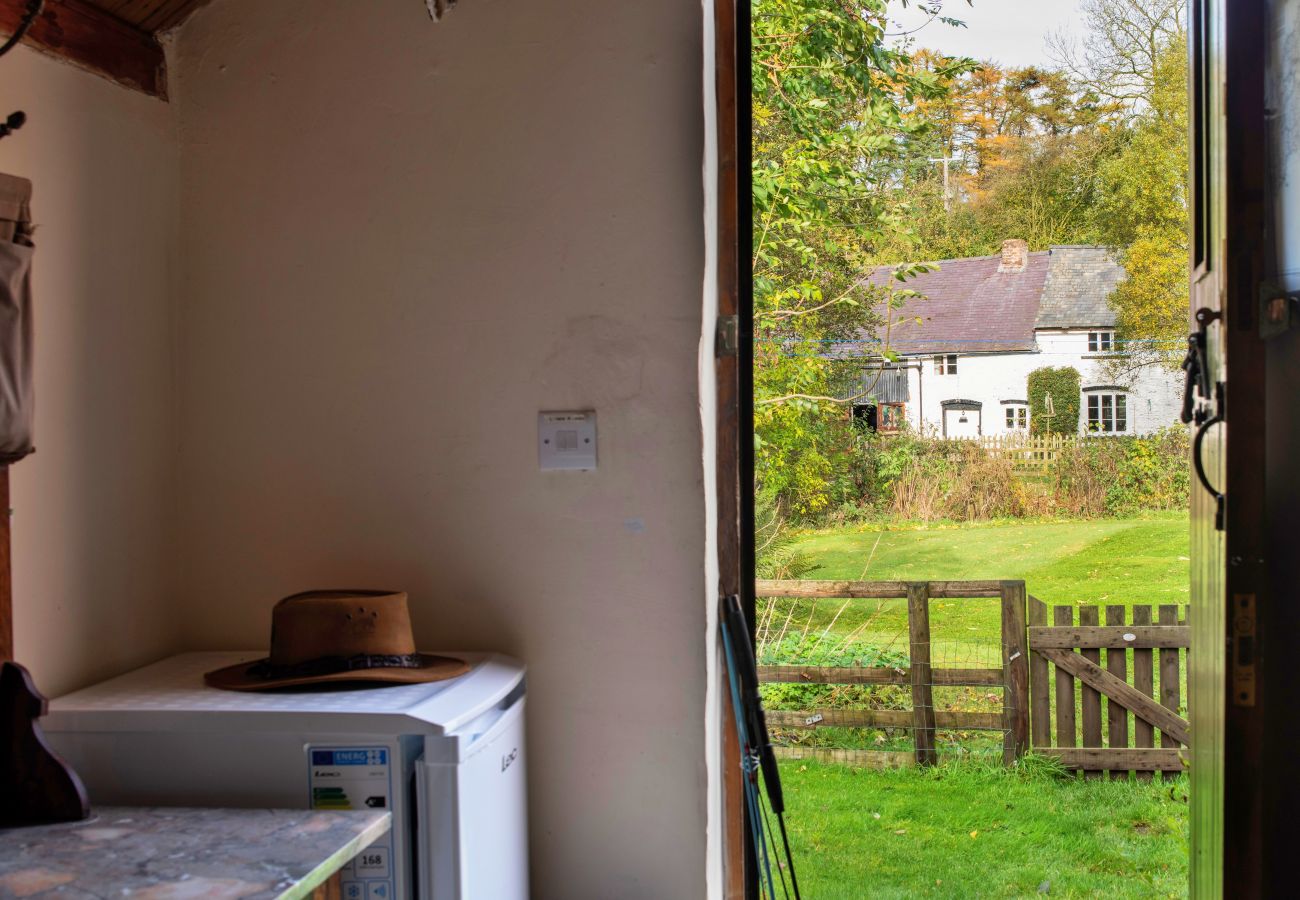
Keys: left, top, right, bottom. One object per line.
{"left": 715, "top": 314, "right": 739, "bottom": 358}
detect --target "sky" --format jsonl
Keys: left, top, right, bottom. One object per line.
{"left": 888, "top": 0, "right": 1081, "bottom": 68}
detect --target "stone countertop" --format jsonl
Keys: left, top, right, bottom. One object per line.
{"left": 0, "top": 807, "right": 391, "bottom": 899}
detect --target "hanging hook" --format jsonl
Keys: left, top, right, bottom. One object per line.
{"left": 0, "top": 0, "right": 44, "bottom": 60}
{"left": 0, "top": 1, "right": 43, "bottom": 142}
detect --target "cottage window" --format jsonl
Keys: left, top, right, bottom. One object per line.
{"left": 1005, "top": 406, "right": 1028, "bottom": 430}
{"left": 1088, "top": 331, "right": 1115, "bottom": 352}
{"left": 933, "top": 354, "right": 957, "bottom": 375}
{"left": 1086, "top": 393, "right": 1128, "bottom": 433}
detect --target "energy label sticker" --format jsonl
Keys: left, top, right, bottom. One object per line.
{"left": 308, "top": 747, "right": 391, "bottom": 811}
{"left": 308, "top": 746, "right": 396, "bottom": 899}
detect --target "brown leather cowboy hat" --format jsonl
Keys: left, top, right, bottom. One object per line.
{"left": 205, "top": 589, "right": 468, "bottom": 691}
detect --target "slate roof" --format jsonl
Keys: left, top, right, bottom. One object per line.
{"left": 834, "top": 245, "right": 1125, "bottom": 358}
{"left": 851, "top": 250, "right": 1052, "bottom": 355}
{"left": 1036, "top": 246, "right": 1124, "bottom": 329}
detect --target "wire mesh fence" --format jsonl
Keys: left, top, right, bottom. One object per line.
{"left": 756, "top": 580, "right": 1028, "bottom": 768}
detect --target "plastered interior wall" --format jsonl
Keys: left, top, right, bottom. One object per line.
{"left": 0, "top": 47, "right": 181, "bottom": 696}
{"left": 172, "top": 1, "right": 708, "bottom": 896}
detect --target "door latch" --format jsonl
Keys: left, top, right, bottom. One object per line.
{"left": 715, "top": 314, "right": 739, "bottom": 358}
{"left": 1182, "top": 307, "right": 1225, "bottom": 530}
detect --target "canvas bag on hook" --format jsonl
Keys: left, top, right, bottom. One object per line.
{"left": 0, "top": 173, "right": 34, "bottom": 464}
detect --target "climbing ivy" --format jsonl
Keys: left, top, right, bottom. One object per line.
{"left": 1027, "top": 367, "right": 1081, "bottom": 435}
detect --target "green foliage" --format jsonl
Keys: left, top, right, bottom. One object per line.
{"left": 814, "top": 429, "right": 1189, "bottom": 526}
{"left": 758, "top": 631, "right": 907, "bottom": 711}
{"left": 1027, "top": 367, "right": 1081, "bottom": 435}
{"left": 754, "top": 492, "right": 820, "bottom": 580}
{"left": 1055, "top": 427, "right": 1191, "bottom": 517}
{"left": 751, "top": 0, "right": 973, "bottom": 517}
{"left": 1094, "top": 38, "right": 1190, "bottom": 367}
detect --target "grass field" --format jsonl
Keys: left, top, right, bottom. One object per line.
{"left": 779, "top": 759, "right": 1188, "bottom": 899}
{"left": 760, "top": 513, "right": 1190, "bottom": 667}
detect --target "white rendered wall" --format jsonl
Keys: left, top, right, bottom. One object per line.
{"left": 0, "top": 48, "right": 181, "bottom": 696}
{"left": 903, "top": 330, "right": 1184, "bottom": 436}
{"left": 170, "top": 2, "right": 708, "bottom": 898}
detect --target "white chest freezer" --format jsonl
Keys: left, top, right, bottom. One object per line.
{"left": 43, "top": 651, "right": 529, "bottom": 900}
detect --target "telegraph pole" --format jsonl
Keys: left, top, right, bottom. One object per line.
{"left": 928, "top": 155, "right": 960, "bottom": 213}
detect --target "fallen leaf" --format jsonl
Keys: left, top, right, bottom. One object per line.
{"left": 894, "top": 829, "right": 906, "bottom": 835}
{"left": 970, "top": 830, "right": 979, "bottom": 839}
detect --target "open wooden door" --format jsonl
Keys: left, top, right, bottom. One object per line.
{"left": 1186, "top": 0, "right": 1270, "bottom": 894}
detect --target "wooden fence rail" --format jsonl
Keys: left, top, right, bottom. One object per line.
{"left": 756, "top": 580, "right": 1192, "bottom": 779}
{"left": 1028, "top": 599, "right": 1188, "bottom": 779}
{"left": 755, "top": 579, "right": 1028, "bottom": 768}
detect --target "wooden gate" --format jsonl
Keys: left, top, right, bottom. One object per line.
{"left": 1027, "top": 599, "right": 1189, "bottom": 778}
{"left": 756, "top": 579, "right": 1029, "bottom": 768}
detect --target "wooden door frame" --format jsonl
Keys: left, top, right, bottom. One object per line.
{"left": 712, "top": 0, "right": 753, "bottom": 896}
{"left": 1189, "top": 0, "right": 1269, "bottom": 893}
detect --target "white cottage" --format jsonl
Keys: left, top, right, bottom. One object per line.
{"left": 843, "top": 240, "right": 1184, "bottom": 437}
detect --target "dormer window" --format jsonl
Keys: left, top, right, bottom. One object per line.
{"left": 1088, "top": 331, "right": 1115, "bottom": 352}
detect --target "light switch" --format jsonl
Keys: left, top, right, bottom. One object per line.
{"left": 539, "top": 411, "right": 597, "bottom": 471}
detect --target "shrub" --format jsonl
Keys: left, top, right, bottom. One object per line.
{"left": 1027, "top": 367, "right": 1082, "bottom": 435}
{"left": 1054, "top": 427, "right": 1190, "bottom": 516}
{"left": 755, "top": 492, "right": 820, "bottom": 580}
{"left": 757, "top": 631, "right": 908, "bottom": 710}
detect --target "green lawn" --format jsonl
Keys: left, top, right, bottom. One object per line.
{"left": 791, "top": 511, "right": 1189, "bottom": 604}
{"left": 779, "top": 759, "right": 1188, "bottom": 899}
{"left": 760, "top": 514, "right": 1189, "bottom": 666}
{"left": 764, "top": 516, "right": 1192, "bottom": 897}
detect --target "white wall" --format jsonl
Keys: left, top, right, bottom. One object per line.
{"left": 0, "top": 47, "right": 181, "bottom": 696}
{"left": 170, "top": 2, "right": 708, "bottom": 897}
{"left": 904, "top": 330, "right": 1184, "bottom": 436}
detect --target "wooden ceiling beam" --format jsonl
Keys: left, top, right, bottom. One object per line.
{"left": 0, "top": 0, "right": 167, "bottom": 99}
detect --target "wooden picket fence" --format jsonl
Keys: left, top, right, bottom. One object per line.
{"left": 756, "top": 580, "right": 1029, "bottom": 769}
{"left": 1027, "top": 599, "right": 1189, "bottom": 778}
{"left": 975, "top": 433, "right": 1080, "bottom": 472}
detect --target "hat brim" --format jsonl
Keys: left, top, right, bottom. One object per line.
{"left": 204, "top": 653, "right": 470, "bottom": 692}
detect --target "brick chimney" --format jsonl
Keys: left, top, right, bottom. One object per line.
{"left": 998, "top": 238, "right": 1028, "bottom": 273}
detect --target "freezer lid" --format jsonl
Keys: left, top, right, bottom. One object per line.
{"left": 44, "top": 651, "right": 525, "bottom": 738}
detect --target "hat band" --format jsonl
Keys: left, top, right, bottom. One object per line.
{"left": 246, "top": 652, "right": 426, "bottom": 681}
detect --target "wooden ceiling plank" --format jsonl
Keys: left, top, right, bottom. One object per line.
{"left": 117, "top": 0, "right": 171, "bottom": 30}
{"left": 84, "top": 0, "right": 155, "bottom": 27}
{"left": 0, "top": 0, "right": 166, "bottom": 99}
{"left": 139, "top": 0, "right": 210, "bottom": 33}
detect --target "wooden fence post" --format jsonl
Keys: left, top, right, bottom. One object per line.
{"left": 1028, "top": 596, "right": 1050, "bottom": 751}
{"left": 1159, "top": 604, "right": 1181, "bottom": 781}
{"left": 1105, "top": 605, "right": 1130, "bottom": 780}
{"left": 1079, "top": 605, "right": 1103, "bottom": 779}
{"left": 908, "top": 582, "right": 937, "bottom": 766}
{"left": 1132, "top": 606, "right": 1155, "bottom": 781}
{"left": 1053, "top": 606, "right": 1076, "bottom": 755}
{"left": 1002, "top": 581, "right": 1029, "bottom": 764}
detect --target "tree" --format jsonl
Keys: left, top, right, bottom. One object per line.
{"left": 1048, "top": 0, "right": 1188, "bottom": 111}
{"left": 1085, "top": 15, "right": 1189, "bottom": 370}
{"left": 751, "top": 0, "right": 970, "bottom": 515}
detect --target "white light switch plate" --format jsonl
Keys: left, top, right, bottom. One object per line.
{"left": 539, "top": 411, "right": 597, "bottom": 471}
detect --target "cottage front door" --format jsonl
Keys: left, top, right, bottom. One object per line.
{"left": 942, "top": 404, "right": 981, "bottom": 439}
